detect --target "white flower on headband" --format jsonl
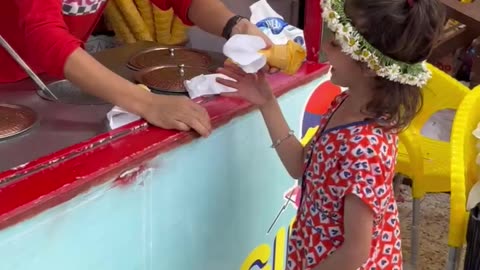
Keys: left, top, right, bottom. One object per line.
{"left": 337, "top": 24, "right": 353, "bottom": 37}
{"left": 321, "top": 0, "right": 432, "bottom": 87}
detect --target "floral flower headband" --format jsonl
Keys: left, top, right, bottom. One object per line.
{"left": 321, "top": 0, "right": 431, "bottom": 87}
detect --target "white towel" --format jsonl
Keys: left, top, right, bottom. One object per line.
{"left": 106, "top": 106, "right": 141, "bottom": 130}
{"left": 222, "top": 34, "right": 267, "bottom": 73}
{"left": 106, "top": 84, "right": 148, "bottom": 129}
{"left": 184, "top": 74, "right": 237, "bottom": 99}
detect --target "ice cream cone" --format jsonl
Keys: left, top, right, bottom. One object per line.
{"left": 259, "top": 40, "right": 306, "bottom": 75}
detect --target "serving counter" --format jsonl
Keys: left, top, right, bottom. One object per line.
{"left": 0, "top": 2, "right": 332, "bottom": 267}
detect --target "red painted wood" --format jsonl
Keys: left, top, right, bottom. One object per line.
{"left": 0, "top": 62, "right": 329, "bottom": 230}
{"left": 304, "top": 0, "right": 323, "bottom": 62}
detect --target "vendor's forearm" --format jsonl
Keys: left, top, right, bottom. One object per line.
{"left": 260, "top": 99, "right": 305, "bottom": 179}
{"left": 64, "top": 48, "right": 151, "bottom": 116}
{"left": 188, "top": 0, "right": 235, "bottom": 36}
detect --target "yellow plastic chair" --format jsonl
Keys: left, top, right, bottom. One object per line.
{"left": 395, "top": 63, "right": 470, "bottom": 269}
{"left": 446, "top": 85, "right": 480, "bottom": 270}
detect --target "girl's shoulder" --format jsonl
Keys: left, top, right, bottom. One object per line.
{"left": 339, "top": 124, "right": 398, "bottom": 162}
{"left": 344, "top": 123, "right": 398, "bottom": 146}
{"left": 318, "top": 122, "right": 398, "bottom": 158}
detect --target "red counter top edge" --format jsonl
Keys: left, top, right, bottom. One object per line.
{"left": 0, "top": 63, "right": 329, "bottom": 230}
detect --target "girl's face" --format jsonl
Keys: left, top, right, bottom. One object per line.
{"left": 321, "top": 30, "right": 369, "bottom": 88}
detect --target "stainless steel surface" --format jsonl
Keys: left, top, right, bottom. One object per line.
{"left": 0, "top": 35, "right": 58, "bottom": 100}
{"left": 0, "top": 41, "right": 225, "bottom": 173}
{"left": 38, "top": 79, "right": 107, "bottom": 105}
{"left": 0, "top": 104, "right": 38, "bottom": 140}
{"left": 0, "top": 88, "right": 113, "bottom": 172}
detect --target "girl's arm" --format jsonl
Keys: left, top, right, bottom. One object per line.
{"left": 312, "top": 195, "right": 373, "bottom": 270}
{"left": 259, "top": 98, "right": 306, "bottom": 179}
{"left": 217, "top": 65, "right": 306, "bottom": 179}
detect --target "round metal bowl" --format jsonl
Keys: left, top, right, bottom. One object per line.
{"left": 127, "top": 47, "right": 212, "bottom": 71}
{"left": 134, "top": 64, "right": 212, "bottom": 95}
{"left": 37, "top": 80, "right": 107, "bottom": 105}
{"left": 0, "top": 103, "right": 38, "bottom": 140}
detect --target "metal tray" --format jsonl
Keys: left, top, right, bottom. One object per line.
{"left": 134, "top": 64, "right": 212, "bottom": 95}
{"left": 37, "top": 80, "right": 107, "bottom": 105}
{"left": 127, "top": 47, "right": 212, "bottom": 71}
{"left": 0, "top": 103, "right": 38, "bottom": 140}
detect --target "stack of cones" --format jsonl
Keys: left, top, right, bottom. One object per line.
{"left": 104, "top": 0, "right": 189, "bottom": 46}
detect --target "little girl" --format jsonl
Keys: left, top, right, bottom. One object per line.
{"left": 217, "top": 0, "right": 445, "bottom": 269}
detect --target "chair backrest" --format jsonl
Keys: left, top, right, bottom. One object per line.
{"left": 448, "top": 85, "right": 480, "bottom": 247}
{"left": 409, "top": 63, "right": 470, "bottom": 133}
{"left": 397, "top": 64, "right": 471, "bottom": 179}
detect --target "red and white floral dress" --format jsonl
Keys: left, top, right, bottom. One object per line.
{"left": 287, "top": 92, "right": 402, "bottom": 270}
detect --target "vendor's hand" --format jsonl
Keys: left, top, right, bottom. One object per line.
{"left": 141, "top": 94, "right": 212, "bottom": 137}
{"left": 232, "top": 18, "right": 272, "bottom": 47}
{"left": 232, "top": 19, "right": 280, "bottom": 73}
{"left": 216, "top": 61, "right": 275, "bottom": 106}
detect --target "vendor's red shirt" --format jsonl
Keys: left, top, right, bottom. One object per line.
{"left": 0, "top": 0, "right": 193, "bottom": 83}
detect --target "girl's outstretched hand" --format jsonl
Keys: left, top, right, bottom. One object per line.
{"left": 216, "top": 61, "right": 275, "bottom": 106}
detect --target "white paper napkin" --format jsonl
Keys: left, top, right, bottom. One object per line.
{"left": 106, "top": 106, "right": 141, "bottom": 130}
{"left": 223, "top": 34, "right": 267, "bottom": 73}
{"left": 183, "top": 34, "right": 265, "bottom": 100}
{"left": 185, "top": 73, "right": 237, "bottom": 99}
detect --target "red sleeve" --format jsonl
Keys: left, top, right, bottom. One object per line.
{"left": 15, "top": 0, "right": 82, "bottom": 79}
{"left": 150, "top": 0, "right": 194, "bottom": 26}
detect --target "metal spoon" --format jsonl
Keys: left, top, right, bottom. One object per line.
{"left": 0, "top": 35, "right": 58, "bottom": 100}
